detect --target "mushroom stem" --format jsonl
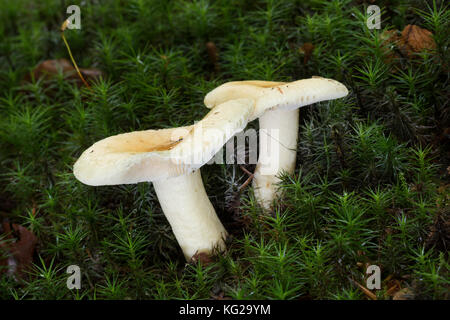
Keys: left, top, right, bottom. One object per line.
{"left": 253, "top": 108, "right": 299, "bottom": 210}
{"left": 152, "top": 169, "right": 228, "bottom": 260}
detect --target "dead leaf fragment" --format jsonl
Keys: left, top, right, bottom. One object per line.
{"left": 25, "top": 59, "right": 103, "bottom": 85}
{"left": 28, "top": 59, "right": 74, "bottom": 80}
{"left": 399, "top": 25, "right": 436, "bottom": 58}
{"left": 378, "top": 25, "right": 437, "bottom": 63}
{"left": 0, "top": 221, "right": 37, "bottom": 279}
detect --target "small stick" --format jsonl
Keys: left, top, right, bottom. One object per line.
{"left": 386, "top": 284, "right": 399, "bottom": 296}
{"left": 357, "top": 283, "right": 377, "bottom": 300}
{"left": 238, "top": 165, "right": 254, "bottom": 192}
{"left": 239, "top": 175, "right": 253, "bottom": 192}
{"left": 349, "top": 277, "right": 377, "bottom": 300}
{"left": 239, "top": 165, "right": 253, "bottom": 177}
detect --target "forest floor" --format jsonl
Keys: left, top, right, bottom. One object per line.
{"left": 0, "top": 0, "right": 448, "bottom": 299}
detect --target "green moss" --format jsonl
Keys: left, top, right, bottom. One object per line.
{"left": 0, "top": 0, "right": 448, "bottom": 300}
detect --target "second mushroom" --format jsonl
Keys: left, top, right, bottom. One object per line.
{"left": 204, "top": 77, "right": 349, "bottom": 210}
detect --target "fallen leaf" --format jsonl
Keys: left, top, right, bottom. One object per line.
{"left": 399, "top": 24, "right": 436, "bottom": 58}
{"left": 379, "top": 25, "right": 437, "bottom": 64}
{"left": 25, "top": 59, "right": 103, "bottom": 85}
{"left": 0, "top": 221, "right": 37, "bottom": 279}
{"left": 27, "top": 59, "right": 74, "bottom": 80}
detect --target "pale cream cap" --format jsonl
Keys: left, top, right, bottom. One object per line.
{"left": 204, "top": 77, "right": 348, "bottom": 120}
{"left": 74, "top": 98, "right": 254, "bottom": 185}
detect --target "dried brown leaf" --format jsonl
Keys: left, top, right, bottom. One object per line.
{"left": 0, "top": 221, "right": 37, "bottom": 278}
{"left": 399, "top": 25, "right": 436, "bottom": 58}
{"left": 25, "top": 59, "right": 103, "bottom": 85}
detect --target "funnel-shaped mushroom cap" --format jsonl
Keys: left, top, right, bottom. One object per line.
{"left": 204, "top": 77, "right": 348, "bottom": 120}
{"left": 204, "top": 80, "right": 286, "bottom": 109}
{"left": 74, "top": 98, "right": 254, "bottom": 185}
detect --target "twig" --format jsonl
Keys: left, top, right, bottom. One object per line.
{"left": 348, "top": 277, "right": 377, "bottom": 300}
{"left": 239, "top": 165, "right": 253, "bottom": 177}
{"left": 238, "top": 165, "right": 254, "bottom": 192}
{"left": 386, "top": 284, "right": 399, "bottom": 296}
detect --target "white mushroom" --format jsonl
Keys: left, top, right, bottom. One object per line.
{"left": 204, "top": 77, "right": 348, "bottom": 210}
{"left": 74, "top": 98, "right": 254, "bottom": 260}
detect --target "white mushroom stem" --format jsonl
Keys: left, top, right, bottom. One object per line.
{"left": 203, "top": 77, "right": 348, "bottom": 211}
{"left": 152, "top": 169, "right": 228, "bottom": 260}
{"left": 253, "top": 108, "right": 299, "bottom": 210}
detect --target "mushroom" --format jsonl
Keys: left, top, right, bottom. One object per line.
{"left": 73, "top": 98, "right": 254, "bottom": 260}
{"left": 204, "top": 77, "right": 348, "bottom": 210}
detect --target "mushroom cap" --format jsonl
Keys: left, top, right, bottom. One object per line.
{"left": 204, "top": 77, "right": 348, "bottom": 120}
{"left": 204, "top": 80, "right": 286, "bottom": 108}
{"left": 74, "top": 98, "right": 254, "bottom": 185}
